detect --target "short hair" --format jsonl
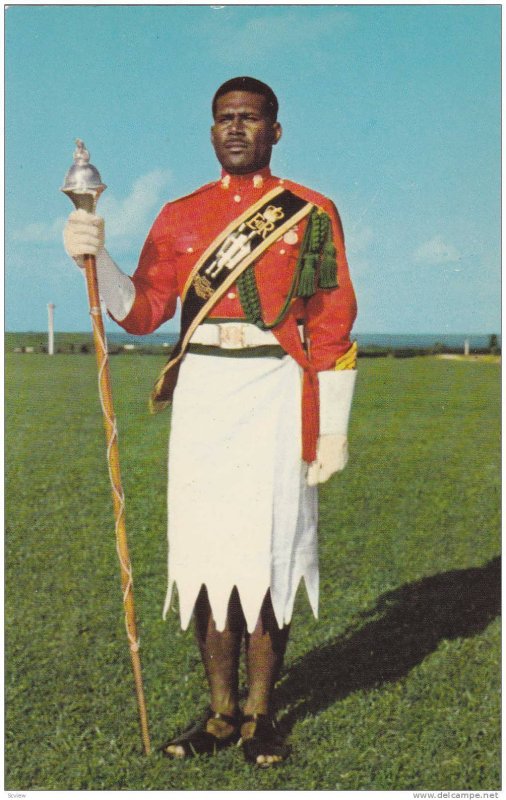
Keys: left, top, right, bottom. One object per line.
{"left": 212, "top": 77, "right": 279, "bottom": 121}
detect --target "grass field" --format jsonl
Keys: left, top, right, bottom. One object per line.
{"left": 5, "top": 352, "right": 501, "bottom": 791}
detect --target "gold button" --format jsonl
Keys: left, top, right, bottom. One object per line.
{"left": 227, "top": 292, "right": 236, "bottom": 300}
{"left": 234, "top": 194, "right": 241, "bottom": 203}
{"left": 279, "top": 249, "right": 286, "bottom": 255}
{"left": 187, "top": 246, "right": 194, "bottom": 253}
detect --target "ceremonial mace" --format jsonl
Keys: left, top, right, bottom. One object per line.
{"left": 61, "top": 140, "right": 151, "bottom": 755}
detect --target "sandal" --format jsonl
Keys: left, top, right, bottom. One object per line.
{"left": 161, "top": 707, "right": 242, "bottom": 758}
{"left": 240, "top": 713, "right": 290, "bottom": 768}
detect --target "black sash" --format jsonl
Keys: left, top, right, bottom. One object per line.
{"left": 149, "top": 186, "right": 314, "bottom": 411}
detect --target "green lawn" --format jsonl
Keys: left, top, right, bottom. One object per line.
{"left": 5, "top": 353, "right": 500, "bottom": 790}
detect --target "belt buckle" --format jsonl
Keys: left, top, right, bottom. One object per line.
{"left": 219, "top": 323, "right": 246, "bottom": 349}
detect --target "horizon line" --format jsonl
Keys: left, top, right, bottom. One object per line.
{"left": 5, "top": 330, "right": 501, "bottom": 337}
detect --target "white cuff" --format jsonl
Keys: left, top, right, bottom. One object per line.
{"left": 95, "top": 248, "right": 135, "bottom": 321}
{"left": 318, "top": 369, "right": 357, "bottom": 436}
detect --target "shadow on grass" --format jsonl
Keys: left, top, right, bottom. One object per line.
{"left": 277, "top": 556, "right": 501, "bottom": 729}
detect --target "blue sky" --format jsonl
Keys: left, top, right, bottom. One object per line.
{"left": 5, "top": 4, "right": 501, "bottom": 334}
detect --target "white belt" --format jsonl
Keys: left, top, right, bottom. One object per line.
{"left": 190, "top": 322, "right": 303, "bottom": 350}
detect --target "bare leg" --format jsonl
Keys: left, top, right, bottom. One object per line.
{"left": 195, "top": 585, "right": 245, "bottom": 719}
{"left": 242, "top": 591, "right": 291, "bottom": 765}
{"left": 164, "top": 586, "right": 244, "bottom": 757}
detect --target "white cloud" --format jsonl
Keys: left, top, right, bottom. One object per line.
{"left": 12, "top": 217, "right": 66, "bottom": 244}
{"left": 10, "top": 169, "right": 171, "bottom": 250}
{"left": 99, "top": 169, "right": 171, "bottom": 243}
{"left": 414, "top": 236, "right": 461, "bottom": 265}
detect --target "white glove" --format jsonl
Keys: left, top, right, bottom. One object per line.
{"left": 307, "top": 433, "right": 349, "bottom": 486}
{"left": 63, "top": 209, "right": 105, "bottom": 266}
{"left": 63, "top": 209, "right": 135, "bottom": 321}
{"left": 306, "top": 367, "right": 357, "bottom": 486}
{"left": 318, "top": 369, "right": 357, "bottom": 436}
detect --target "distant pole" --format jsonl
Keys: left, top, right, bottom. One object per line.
{"left": 47, "top": 303, "right": 55, "bottom": 355}
{"left": 464, "top": 338, "right": 470, "bottom": 356}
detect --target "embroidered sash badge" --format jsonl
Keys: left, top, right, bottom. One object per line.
{"left": 149, "top": 187, "right": 314, "bottom": 412}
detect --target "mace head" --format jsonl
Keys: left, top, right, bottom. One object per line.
{"left": 61, "top": 139, "right": 107, "bottom": 212}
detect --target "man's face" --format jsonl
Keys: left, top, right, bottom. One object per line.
{"left": 211, "top": 91, "right": 282, "bottom": 175}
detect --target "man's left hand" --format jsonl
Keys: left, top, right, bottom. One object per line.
{"left": 307, "top": 434, "right": 349, "bottom": 486}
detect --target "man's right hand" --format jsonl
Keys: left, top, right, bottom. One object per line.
{"left": 63, "top": 209, "right": 105, "bottom": 264}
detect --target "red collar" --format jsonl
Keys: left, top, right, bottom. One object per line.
{"left": 219, "top": 166, "right": 273, "bottom": 190}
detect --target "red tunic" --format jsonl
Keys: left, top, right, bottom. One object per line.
{"left": 116, "top": 166, "right": 357, "bottom": 461}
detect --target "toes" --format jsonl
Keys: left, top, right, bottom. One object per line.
{"left": 164, "top": 744, "right": 185, "bottom": 758}
{"left": 256, "top": 753, "right": 283, "bottom": 766}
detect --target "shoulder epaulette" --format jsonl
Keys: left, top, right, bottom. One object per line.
{"left": 167, "top": 180, "right": 219, "bottom": 205}
{"left": 278, "top": 177, "right": 332, "bottom": 210}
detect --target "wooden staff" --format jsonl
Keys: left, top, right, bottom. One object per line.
{"left": 84, "top": 254, "right": 151, "bottom": 756}
{"left": 62, "top": 141, "right": 151, "bottom": 755}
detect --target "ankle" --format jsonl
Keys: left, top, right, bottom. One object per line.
{"left": 243, "top": 700, "right": 271, "bottom": 718}
{"left": 210, "top": 699, "right": 240, "bottom": 718}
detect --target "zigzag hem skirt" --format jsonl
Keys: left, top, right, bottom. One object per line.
{"left": 162, "top": 351, "right": 319, "bottom": 633}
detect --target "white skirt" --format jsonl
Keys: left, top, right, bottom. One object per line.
{"left": 162, "top": 352, "right": 319, "bottom": 633}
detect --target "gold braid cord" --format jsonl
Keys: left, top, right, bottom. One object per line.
{"left": 84, "top": 255, "right": 151, "bottom": 756}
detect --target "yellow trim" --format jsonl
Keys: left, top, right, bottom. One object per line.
{"left": 334, "top": 340, "right": 358, "bottom": 370}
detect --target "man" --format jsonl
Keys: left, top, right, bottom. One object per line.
{"left": 64, "top": 76, "right": 357, "bottom": 767}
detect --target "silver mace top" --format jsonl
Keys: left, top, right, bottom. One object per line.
{"left": 61, "top": 139, "right": 107, "bottom": 212}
